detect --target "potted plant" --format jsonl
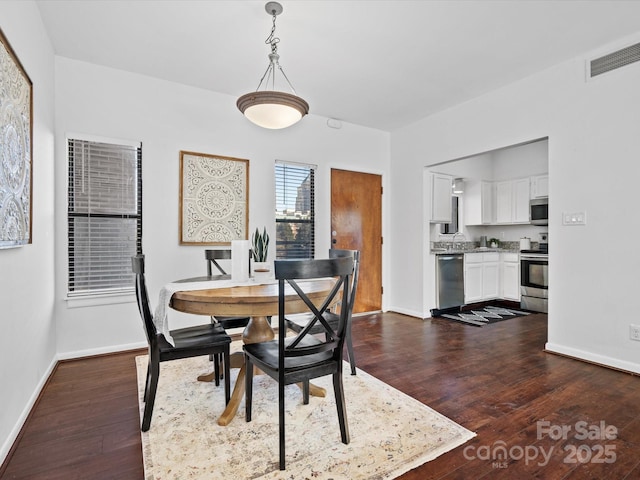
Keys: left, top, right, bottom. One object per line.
{"left": 489, "top": 238, "right": 500, "bottom": 249}
{"left": 251, "top": 227, "right": 270, "bottom": 275}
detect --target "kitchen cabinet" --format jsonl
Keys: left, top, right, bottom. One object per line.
{"left": 464, "top": 260, "right": 483, "bottom": 303}
{"left": 430, "top": 172, "right": 453, "bottom": 223}
{"left": 496, "top": 178, "right": 530, "bottom": 224}
{"left": 501, "top": 253, "right": 520, "bottom": 301}
{"left": 464, "top": 180, "right": 494, "bottom": 225}
{"left": 464, "top": 252, "right": 499, "bottom": 303}
{"left": 495, "top": 181, "right": 512, "bottom": 224}
{"left": 530, "top": 174, "right": 549, "bottom": 199}
{"left": 514, "top": 178, "right": 530, "bottom": 222}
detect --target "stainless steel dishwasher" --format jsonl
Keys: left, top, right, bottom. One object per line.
{"left": 436, "top": 254, "right": 464, "bottom": 311}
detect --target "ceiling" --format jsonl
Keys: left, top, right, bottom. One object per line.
{"left": 36, "top": 0, "right": 640, "bottom": 132}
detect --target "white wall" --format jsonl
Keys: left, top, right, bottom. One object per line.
{"left": 53, "top": 57, "right": 391, "bottom": 355}
{"left": 0, "top": 0, "right": 56, "bottom": 462}
{"left": 491, "top": 139, "right": 548, "bottom": 181}
{"left": 390, "top": 32, "right": 640, "bottom": 373}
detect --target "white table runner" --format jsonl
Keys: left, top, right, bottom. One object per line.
{"left": 155, "top": 278, "right": 275, "bottom": 346}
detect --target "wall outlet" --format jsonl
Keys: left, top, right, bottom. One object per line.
{"left": 630, "top": 325, "right": 640, "bottom": 341}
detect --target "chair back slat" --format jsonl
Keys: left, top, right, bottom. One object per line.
{"left": 285, "top": 277, "right": 344, "bottom": 348}
{"left": 329, "top": 249, "right": 360, "bottom": 317}
{"left": 275, "top": 257, "right": 354, "bottom": 361}
{"left": 131, "top": 255, "right": 158, "bottom": 346}
{"left": 205, "top": 249, "right": 232, "bottom": 275}
{"left": 205, "top": 248, "right": 253, "bottom": 276}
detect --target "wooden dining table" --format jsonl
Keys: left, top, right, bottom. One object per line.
{"left": 169, "top": 277, "right": 337, "bottom": 426}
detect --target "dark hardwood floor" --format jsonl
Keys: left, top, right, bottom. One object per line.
{"left": 2, "top": 312, "right": 639, "bottom": 479}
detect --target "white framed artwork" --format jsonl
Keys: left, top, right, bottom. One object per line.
{"left": 0, "top": 28, "right": 33, "bottom": 249}
{"left": 179, "top": 151, "right": 249, "bottom": 245}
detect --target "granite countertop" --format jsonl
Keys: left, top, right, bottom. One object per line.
{"left": 431, "top": 247, "right": 517, "bottom": 255}
{"left": 429, "top": 240, "right": 534, "bottom": 255}
{"left": 430, "top": 241, "right": 520, "bottom": 255}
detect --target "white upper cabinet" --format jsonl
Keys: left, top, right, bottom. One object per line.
{"left": 495, "top": 181, "right": 513, "bottom": 223}
{"left": 430, "top": 173, "right": 453, "bottom": 223}
{"left": 495, "top": 178, "right": 530, "bottom": 224}
{"left": 530, "top": 174, "right": 549, "bottom": 198}
{"left": 513, "top": 178, "right": 530, "bottom": 223}
{"left": 464, "top": 180, "right": 494, "bottom": 225}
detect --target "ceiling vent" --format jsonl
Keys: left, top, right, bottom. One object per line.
{"left": 590, "top": 42, "right": 640, "bottom": 78}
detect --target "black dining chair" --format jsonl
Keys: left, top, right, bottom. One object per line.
{"left": 244, "top": 256, "right": 354, "bottom": 470}
{"left": 285, "top": 249, "right": 360, "bottom": 375}
{"left": 131, "top": 254, "right": 232, "bottom": 432}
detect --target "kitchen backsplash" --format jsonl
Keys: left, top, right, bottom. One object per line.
{"left": 431, "top": 240, "right": 538, "bottom": 251}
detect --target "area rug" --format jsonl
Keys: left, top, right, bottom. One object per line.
{"left": 136, "top": 343, "right": 475, "bottom": 479}
{"left": 440, "top": 305, "right": 531, "bottom": 326}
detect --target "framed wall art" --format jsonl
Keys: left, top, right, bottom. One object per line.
{"left": 0, "top": 28, "right": 33, "bottom": 249}
{"left": 179, "top": 151, "right": 249, "bottom": 245}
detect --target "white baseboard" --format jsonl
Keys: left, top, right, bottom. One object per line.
{"left": 545, "top": 342, "right": 640, "bottom": 375}
{"left": 0, "top": 355, "right": 57, "bottom": 466}
{"left": 386, "top": 307, "right": 424, "bottom": 319}
{"left": 57, "top": 341, "right": 147, "bottom": 361}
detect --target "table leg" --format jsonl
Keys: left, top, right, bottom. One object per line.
{"left": 218, "top": 364, "right": 247, "bottom": 426}
{"left": 197, "top": 352, "right": 244, "bottom": 382}
{"left": 242, "top": 315, "right": 275, "bottom": 344}
{"left": 216, "top": 316, "right": 274, "bottom": 425}
{"left": 308, "top": 383, "right": 326, "bottom": 397}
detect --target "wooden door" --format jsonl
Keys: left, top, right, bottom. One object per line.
{"left": 331, "top": 169, "right": 382, "bottom": 313}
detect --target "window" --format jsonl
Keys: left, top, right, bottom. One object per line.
{"left": 67, "top": 138, "right": 142, "bottom": 296}
{"left": 440, "top": 195, "right": 460, "bottom": 234}
{"left": 275, "top": 161, "right": 315, "bottom": 259}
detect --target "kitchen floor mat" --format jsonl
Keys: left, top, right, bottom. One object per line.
{"left": 438, "top": 306, "right": 531, "bottom": 327}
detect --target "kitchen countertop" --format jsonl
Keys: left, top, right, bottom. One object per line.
{"left": 431, "top": 247, "right": 519, "bottom": 255}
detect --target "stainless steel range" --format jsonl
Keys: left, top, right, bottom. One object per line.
{"left": 520, "top": 232, "right": 548, "bottom": 313}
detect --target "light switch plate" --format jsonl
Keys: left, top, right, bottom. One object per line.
{"left": 562, "top": 211, "right": 587, "bottom": 226}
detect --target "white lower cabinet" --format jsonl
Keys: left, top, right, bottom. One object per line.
{"left": 464, "top": 260, "right": 483, "bottom": 303}
{"left": 464, "top": 253, "right": 499, "bottom": 304}
{"left": 483, "top": 261, "right": 500, "bottom": 299}
{"left": 501, "top": 253, "right": 520, "bottom": 301}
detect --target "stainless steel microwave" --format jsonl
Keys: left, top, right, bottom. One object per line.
{"left": 530, "top": 198, "right": 548, "bottom": 225}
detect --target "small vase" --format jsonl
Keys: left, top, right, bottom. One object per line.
{"left": 252, "top": 261, "right": 272, "bottom": 280}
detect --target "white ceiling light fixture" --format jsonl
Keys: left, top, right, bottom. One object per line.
{"left": 237, "top": 2, "right": 309, "bottom": 130}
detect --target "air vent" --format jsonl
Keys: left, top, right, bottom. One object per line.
{"left": 590, "top": 42, "right": 640, "bottom": 77}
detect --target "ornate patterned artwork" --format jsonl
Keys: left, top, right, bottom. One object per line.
{"left": 0, "top": 28, "right": 32, "bottom": 249}
{"left": 179, "top": 151, "right": 249, "bottom": 244}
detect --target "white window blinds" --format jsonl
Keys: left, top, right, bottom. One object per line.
{"left": 275, "top": 161, "right": 315, "bottom": 259}
{"left": 67, "top": 139, "right": 142, "bottom": 295}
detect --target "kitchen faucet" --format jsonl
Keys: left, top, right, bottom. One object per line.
{"left": 452, "top": 232, "right": 466, "bottom": 250}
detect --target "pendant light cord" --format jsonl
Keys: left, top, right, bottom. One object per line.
{"left": 254, "top": 7, "right": 298, "bottom": 95}
{"left": 265, "top": 10, "right": 280, "bottom": 55}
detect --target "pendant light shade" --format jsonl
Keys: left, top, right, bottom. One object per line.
{"left": 237, "top": 91, "right": 309, "bottom": 130}
{"left": 237, "top": 2, "right": 309, "bottom": 129}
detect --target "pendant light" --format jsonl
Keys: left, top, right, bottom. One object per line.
{"left": 237, "top": 2, "right": 309, "bottom": 129}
